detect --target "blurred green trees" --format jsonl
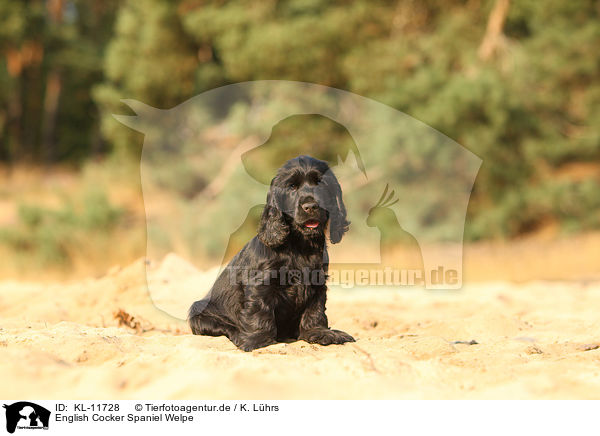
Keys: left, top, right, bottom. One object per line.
{"left": 0, "top": 0, "right": 599, "bottom": 240}
{"left": 0, "top": 0, "right": 119, "bottom": 162}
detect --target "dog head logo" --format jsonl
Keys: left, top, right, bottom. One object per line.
{"left": 3, "top": 402, "right": 50, "bottom": 433}
{"left": 114, "top": 80, "right": 481, "bottom": 317}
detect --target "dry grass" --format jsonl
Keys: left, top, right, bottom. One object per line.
{"left": 0, "top": 162, "right": 146, "bottom": 280}
{"left": 1, "top": 163, "right": 599, "bottom": 283}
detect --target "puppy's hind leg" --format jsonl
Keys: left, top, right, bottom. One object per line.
{"left": 188, "top": 299, "right": 236, "bottom": 339}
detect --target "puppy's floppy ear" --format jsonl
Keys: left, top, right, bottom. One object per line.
{"left": 324, "top": 169, "right": 350, "bottom": 244}
{"left": 258, "top": 182, "right": 290, "bottom": 248}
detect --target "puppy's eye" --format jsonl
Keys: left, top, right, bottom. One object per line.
{"left": 307, "top": 173, "right": 321, "bottom": 185}
{"left": 288, "top": 183, "right": 299, "bottom": 191}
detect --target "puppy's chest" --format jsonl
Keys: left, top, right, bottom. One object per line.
{"left": 275, "top": 283, "right": 312, "bottom": 309}
{"left": 274, "top": 261, "right": 323, "bottom": 308}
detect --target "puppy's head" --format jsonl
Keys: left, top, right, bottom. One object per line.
{"left": 258, "top": 155, "right": 349, "bottom": 247}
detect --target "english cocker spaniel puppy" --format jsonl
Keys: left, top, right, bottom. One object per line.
{"left": 189, "top": 155, "right": 355, "bottom": 351}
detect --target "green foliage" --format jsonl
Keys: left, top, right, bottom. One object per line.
{"left": 93, "top": 0, "right": 198, "bottom": 158}
{"left": 467, "top": 179, "right": 600, "bottom": 239}
{"left": 0, "top": 0, "right": 599, "bottom": 245}
{"left": 96, "top": 0, "right": 600, "bottom": 242}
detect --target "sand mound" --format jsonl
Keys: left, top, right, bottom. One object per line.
{"left": 1, "top": 254, "right": 600, "bottom": 399}
{"left": 145, "top": 253, "right": 221, "bottom": 320}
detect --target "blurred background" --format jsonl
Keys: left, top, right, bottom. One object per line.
{"left": 0, "top": 0, "right": 599, "bottom": 281}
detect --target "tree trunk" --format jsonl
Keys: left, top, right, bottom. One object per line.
{"left": 41, "top": 0, "right": 65, "bottom": 164}
{"left": 478, "top": 0, "right": 511, "bottom": 61}
{"left": 41, "top": 69, "right": 62, "bottom": 163}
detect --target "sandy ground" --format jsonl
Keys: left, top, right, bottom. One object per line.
{"left": 1, "top": 255, "right": 600, "bottom": 399}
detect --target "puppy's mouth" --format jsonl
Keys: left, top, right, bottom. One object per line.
{"left": 303, "top": 220, "right": 320, "bottom": 229}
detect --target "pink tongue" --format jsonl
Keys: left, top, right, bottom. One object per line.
{"left": 305, "top": 221, "right": 319, "bottom": 228}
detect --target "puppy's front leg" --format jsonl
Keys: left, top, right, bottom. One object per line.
{"left": 299, "top": 286, "right": 355, "bottom": 346}
{"left": 236, "top": 285, "right": 277, "bottom": 352}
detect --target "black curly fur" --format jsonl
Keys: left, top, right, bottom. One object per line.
{"left": 188, "top": 155, "right": 354, "bottom": 351}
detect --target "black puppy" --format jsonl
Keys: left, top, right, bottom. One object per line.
{"left": 189, "top": 155, "right": 355, "bottom": 351}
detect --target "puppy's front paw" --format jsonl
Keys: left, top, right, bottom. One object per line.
{"left": 330, "top": 329, "right": 356, "bottom": 343}
{"left": 300, "top": 328, "right": 355, "bottom": 346}
{"left": 237, "top": 333, "right": 276, "bottom": 352}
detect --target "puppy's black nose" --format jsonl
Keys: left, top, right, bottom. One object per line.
{"left": 301, "top": 202, "right": 319, "bottom": 213}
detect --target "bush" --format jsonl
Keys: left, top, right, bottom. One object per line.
{"left": 0, "top": 188, "right": 124, "bottom": 266}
